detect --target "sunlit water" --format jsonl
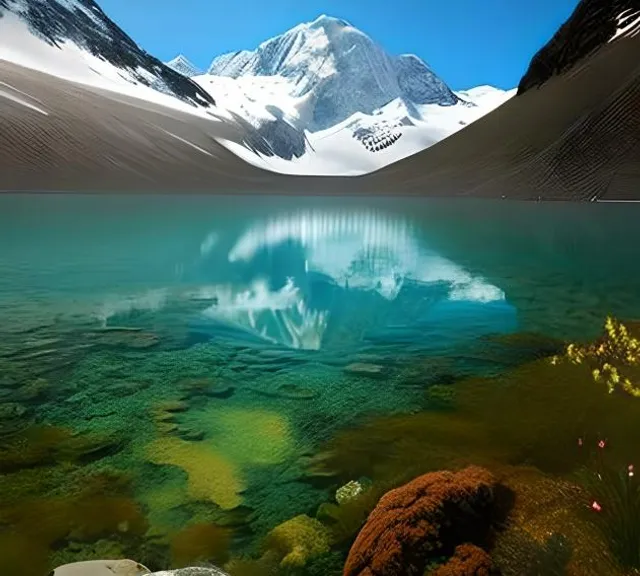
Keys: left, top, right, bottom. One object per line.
{"left": 1, "top": 194, "right": 640, "bottom": 575}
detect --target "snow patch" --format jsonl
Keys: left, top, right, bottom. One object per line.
{"left": 156, "top": 127, "right": 214, "bottom": 157}
{"left": 165, "top": 54, "right": 202, "bottom": 77}
{"left": 208, "top": 86, "right": 515, "bottom": 176}
{"left": 611, "top": 8, "right": 640, "bottom": 41}
{"left": 0, "top": 11, "right": 216, "bottom": 119}
{"left": 0, "top": 87, "right": 49, "bottom": 115}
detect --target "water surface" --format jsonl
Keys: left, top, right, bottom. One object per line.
{"left": 1, "top": 194, "right": 640, "bottom": 575}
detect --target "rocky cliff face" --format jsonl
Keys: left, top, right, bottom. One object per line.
{"left": 518, "top": 0, "right": 640, "bottom": 94}
{"left": 166, "top": 54, "right": 203, "bottom": 78}
{"left": 207, "top": 15, "right": 459, "bottom": 131}
{"left": 0, "top": 0, "right": 215, "bottom": 107}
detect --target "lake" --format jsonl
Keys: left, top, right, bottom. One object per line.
{"left": 2, "top": 194, "right": 640, "bottom": 576}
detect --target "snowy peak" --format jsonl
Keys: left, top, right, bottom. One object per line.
{"left": 0, "top": 0, "right": 215, "bottom": 107}
{"left": 310, "top": 14, "right": 351, "bottom": 26}
{"left": 206, "top": 14, "right": 458, "bottom": 131}
{"left": 166, "top": 54, "right": 202, "bottom": 77}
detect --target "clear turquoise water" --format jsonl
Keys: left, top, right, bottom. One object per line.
{"left": 1, "top": 194, "right": 640, "bottom": 575}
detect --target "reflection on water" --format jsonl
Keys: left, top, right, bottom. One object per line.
{"left": 193, "top": 208, "right": 508, "bottom": 351}
{"left": 1, "top": 195, "right": 640, "bottom": 576}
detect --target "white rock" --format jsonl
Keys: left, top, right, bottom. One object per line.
{"left": 52, "top": 559, "right": 150, "bottom": 576}
{"left": 150, "top": 569, "right": 230, "bottom": 576}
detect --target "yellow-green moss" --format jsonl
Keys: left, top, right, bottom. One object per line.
{"left": 200, "top": 407, "right": 294, "bottom": 466}
{"left": 264, "top": 514, "right": 332, "bottom": 569}
{"left": 146, "top": 437, "right": 244, "bottom": 510}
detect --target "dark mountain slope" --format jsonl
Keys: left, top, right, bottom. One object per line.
{"left": 519, "top": 0, "right": 640, "bottom": 93}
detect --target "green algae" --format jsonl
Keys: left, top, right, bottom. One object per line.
{"left": 3, "top": 312, "right": 640, "bottom": 576}
{"left": 146, "top": 436, "right": 245, "bottom": 510}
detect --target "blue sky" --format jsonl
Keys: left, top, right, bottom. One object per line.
{"left": 98, "top": 0, "right": 579, "bottom": 90}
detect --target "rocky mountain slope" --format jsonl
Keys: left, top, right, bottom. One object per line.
{"left": 166, "top": 15, "right": 512, "bottom": 173}
{"left": 0, "top": 0, "right": 215, "bottom": 107}
{"left": 205, "top": 14, "right": 459, "bottom": 132}
{"left": 519, "top": 0, "right": 640, "bottom": 93}
{"left": 166, "top": 54, "right": 203, "bottom": 78}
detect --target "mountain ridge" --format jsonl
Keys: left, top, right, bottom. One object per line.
{"left": 203, "top": 14, "right": 459, "bottom": 132}
{"left": 166, "top": 54, "right": 202, "bottom": 77}
{"left": 518, "top": 0, "right": 640, "bottom": 93}
{"left": 0, "top": 0, "right": 215, "bottom": 107}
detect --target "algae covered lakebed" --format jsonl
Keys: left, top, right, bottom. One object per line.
{"left": 1, "top": 195, "right": 640, "bottom": 575}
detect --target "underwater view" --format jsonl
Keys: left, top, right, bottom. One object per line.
{"left": 2, "top": 194, "right": 640, "bottom": 576}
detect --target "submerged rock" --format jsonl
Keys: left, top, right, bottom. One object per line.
{"left": 344, "top": 466, "right": 499, "bottom": 576}
{"left": 15, "top": 377, "right": 49, "bottom": 401}
{"left": 149, "top": 568, "right": 230, "bottom": 576}
{"left": 0, "top": 402, "right": 27, "bottom": 420}
{"left": 0, "top": 401, "right": 32, "bottom": 436}
{"left": 177, "top": 377, "right": 235, "bottom": 401}
{"left": 52, "top": 559, "right": 150, "bottom": 575}
{"left": 0, "top": 425, "right": 124, "bottom": 472}
{"left": 91, "top": 328, "right": 160, "bottom": 350}
{"left": 248, "top": 382, "right": 319, "bottom": 400}
{"left": 335, "top": 479, "right": 369, "bottom": 505}
{"left": 344, "top": 363, "right": 386, "bottom": 377}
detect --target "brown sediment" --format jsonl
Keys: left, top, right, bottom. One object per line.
{"left": 491, "top": 464, "right": 623, "bottom": 576}
{"left": 0, "top": 491, "right": 148, "bottom": 576}
{"left": 309, "top": 346, "right": 640, "bottom": 484}
{"left": 0, "top": 425, "right": 123, "bottom": 473}
{"left": 170, "top": 523, "right": 231, "bottom": 568}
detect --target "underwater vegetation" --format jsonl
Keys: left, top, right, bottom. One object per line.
{"left": 428, "top": 544, "right": 497, "bottom": 576}
{"left": 170, "top": 523, "right": 231, "bottom": 568}
{"left": 224, "top": 514, "right": 333, "bottom": 575}
{"left": 576, "top": 439, "right": 640, "bottom": 571}
{"left": 2, "top": 315, "right": 640, "bottom": 575}
{"left": 554, "top": 316, "right": 640, "bottom": 397}
{"left": 304, "top": 318, "right": 640, "bottom": 575}
{"left": 0, "top": 460, "right": 148, "bottom": 575}
{"left": 310, "top": 319, "right": 640, "bottom": 483}
{"left": 343, "top": 466, "right": 501, "bottom": 576}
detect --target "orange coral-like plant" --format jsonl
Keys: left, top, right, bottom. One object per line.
{"left": 344, "top": 466, "right": 498, "bottom": 576}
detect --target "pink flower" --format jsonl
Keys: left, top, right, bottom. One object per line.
{"left": 629, "top": 464, "right": 635, "bottom": 478}
{"left": 598, "top": 440, "right": 606, "bottom": 449}
{"left": 591, "top": 500, "right": 602, "bottom": 512}
{"left": 578, "top": 437, "right": 583, "bottom": 446}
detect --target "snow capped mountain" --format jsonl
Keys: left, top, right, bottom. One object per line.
{"left": 0, "top": 0, "right": 215, "bottom": 108}
{"left": 206, "top": 14, "right": 459, "bottom": 131}
{"left": 189, "top": 16, "right": 515, "bottom": 174}
{"left": 204, "top": 76, "right": 514, "bottom": 175}
{"left": 166, "top": 54, "right": 202, "bottom": 77}
{"left": 0, "top": 2, "right": 516, "bottom": 176}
